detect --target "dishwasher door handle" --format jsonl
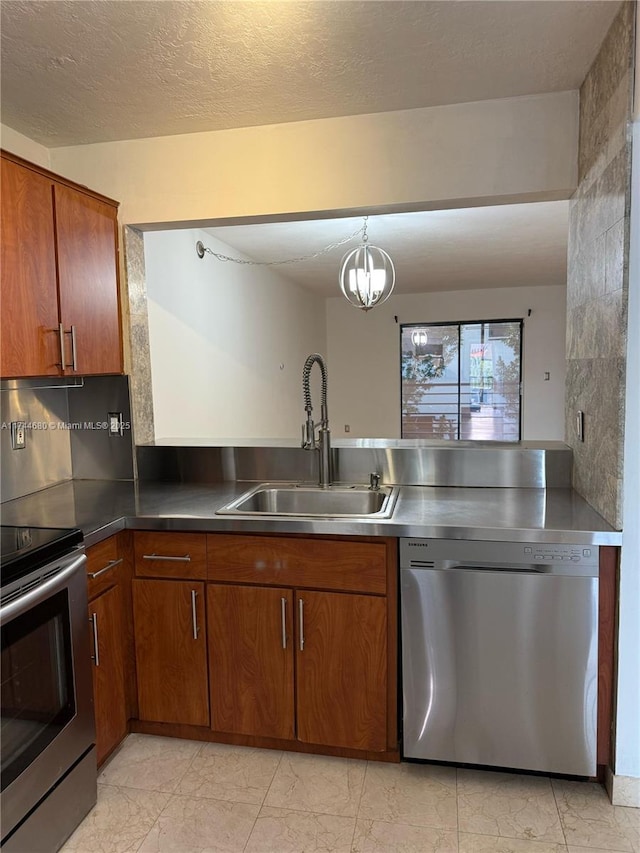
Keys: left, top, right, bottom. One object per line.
{"left": 408, "top": 561, "right": 545, "bottom": 574}
{"left": 446, "top": 563, "right": 543, "bottom": 574}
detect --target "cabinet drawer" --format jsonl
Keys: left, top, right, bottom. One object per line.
{"left": 134, "top": 532, "right": 207, "bottom": 580}
{"left": 86, "top": 536, "right": 122, "bottom": 600}
{"left": 207, "top": 534, "right": 386, "bottom": 595}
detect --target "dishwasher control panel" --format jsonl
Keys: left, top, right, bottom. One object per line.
{"left": 400, "top": 538, "right": 599, "bottom": 577}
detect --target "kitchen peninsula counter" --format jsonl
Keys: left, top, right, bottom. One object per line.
{"left": 0, "top": 477, "right": 622, "bottom": 547}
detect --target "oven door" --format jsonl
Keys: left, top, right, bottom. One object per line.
{"left": 1, "top": 549, "right": 95, "bottom": 842}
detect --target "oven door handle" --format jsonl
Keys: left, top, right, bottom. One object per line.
{"left": 0, "top": 552, "right": 86, "bottom": 623}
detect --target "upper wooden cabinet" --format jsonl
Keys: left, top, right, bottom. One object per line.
{"left": 54, "top": 183, "right": 122, "bottom": 375}
{"left": 1, "top": 152, "right": 122, "bottom": 378}
{"left": 1, "top": 158, "right": 59, "bottom": 377}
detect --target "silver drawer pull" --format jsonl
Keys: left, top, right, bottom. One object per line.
{"left": 299, "top": 598, "right": 305, "bottom": 651}
{"left": 55, "top": 325, "right": 78, "bottom": 369}
{"left": 89, "top": 558, "right": 123, "bottom": 579}
{"left": 191, "top": 589, "right": 199, "bottom": 639}
{"left": 89, "top": 613, "right": 100, "bottom": 666}
{"left": 281, "top": 597, "right": 287, "bottom": 649}
{"left": 142, "top": 553, "right": 191, "bottom": 562}
{"left": 70, "top": 325, "right": 78, "bottom": 372}
{"left": 57, "top": 323, "right": 66, "bottom": 368}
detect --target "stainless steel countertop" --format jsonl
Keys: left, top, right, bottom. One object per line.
{"left": 0, "top": 479, "right": 622, "bottom": 547}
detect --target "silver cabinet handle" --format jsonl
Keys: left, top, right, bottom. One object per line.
{"left": 56, "top": 325, "right": 77, "bottom": 370}
{"left": 58, "top": 322, "right": 66, "bottom": 368}
{"left": 281, "top": 597, "right": 287, "bottom": 649}
{"left": 191, "top": 589, "right": 199, "bottom": 640}
{"left": 89, "top": 558, "right": 123, "bottom": 579}
{"left": 299, "top": 598, "right": 305, "bottom": 651}
{"left": 142, "top": 553, "right": 191, "bottom": 562}
{"left": 70, "top": 325, "right": 78, "bottom": 372}
{"left": 89, "top": 613, "right": 100, "bottom": 666}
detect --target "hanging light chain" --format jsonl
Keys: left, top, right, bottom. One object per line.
{"left": 196, "top": 221, "right": 366, "bottom": 267}
{"left": 197, "top": 214, "right": 395, "bottom": 312}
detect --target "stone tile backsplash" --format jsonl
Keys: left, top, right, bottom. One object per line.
{"left": 566, "top": 1, "right": 634, "bottom": 529}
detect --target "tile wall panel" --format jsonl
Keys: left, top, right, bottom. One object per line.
{"left": 123, "top": 226, "right": 155, "bottom": 446}
{"left": 566, "top": 1, "right": 635, "bottom": 529}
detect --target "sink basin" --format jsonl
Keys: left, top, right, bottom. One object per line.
{"left": 216, "top": 483, "right": 398, "bottom": 519}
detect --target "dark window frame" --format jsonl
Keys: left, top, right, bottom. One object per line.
{"left": 399, "top": 318, "right": 524, "bottom": 441}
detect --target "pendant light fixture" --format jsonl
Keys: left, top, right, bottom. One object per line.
{"left": 339, "top": 216, "right": 395, "bottom": 311}
{"left": 410, "top": 327, "right": 444, "bottom": 367}
{"left": 410, "top": 329, "right": 428, "bottom": 351}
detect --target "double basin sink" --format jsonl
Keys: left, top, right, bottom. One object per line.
{"left": 216, "top": 482, "right": 398, "bottom": 519}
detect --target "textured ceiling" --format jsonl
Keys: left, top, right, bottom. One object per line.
{"left": 202, "top": 201, "right": 569, "bottom": 296}
{"left": 1, "top": 0, "right": 620, "bottom": 147}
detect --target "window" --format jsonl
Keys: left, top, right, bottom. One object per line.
{"left": 401, "top": 320, "right": 523, "bottom": 441}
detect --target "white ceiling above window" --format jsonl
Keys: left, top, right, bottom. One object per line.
{"left": 0, "top": 0, "right": 621, "bottom": 147}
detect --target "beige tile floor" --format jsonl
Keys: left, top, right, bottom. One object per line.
{"left": 61, "top": 734, "right": 639, "bottom": 853}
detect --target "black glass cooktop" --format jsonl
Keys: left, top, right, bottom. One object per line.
{"left": 0, "top": 526, "right": 83, "bottom": 588}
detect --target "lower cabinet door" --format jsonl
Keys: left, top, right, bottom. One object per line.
{"left": 208, "top": 584, "right": 295, "bottom": 739}
{"left": 133, "top": 579, "right": 209, "bottom": 726}
{"left": 88, "top": 585, "right": 127, "bottom": 765}
{"left": 296, "top": 590, "right": 388, "bottom": 751}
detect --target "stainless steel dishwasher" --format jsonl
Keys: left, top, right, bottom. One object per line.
{"left": 400, "top": 538, "right": 599, "bottom": 776}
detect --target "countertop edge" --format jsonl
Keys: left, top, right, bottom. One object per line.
{"left": 83, "top": 513, "right": 623, "bottom": 548}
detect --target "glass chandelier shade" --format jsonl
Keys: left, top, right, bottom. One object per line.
{"left": 339, "top": 224, "right": 395, "bottom": 311}
{"left": 410, "top": 329, "right": 428, "bottom": 349}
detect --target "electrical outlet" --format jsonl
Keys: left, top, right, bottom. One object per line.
{"left": 344, "top": 424, "right": 351, "bottom": 433}
{"left": 11, "top": 421, "right": 26, "bottom": 450}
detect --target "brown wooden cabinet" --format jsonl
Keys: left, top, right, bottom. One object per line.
{"left": 134, "top": 531, "right": 207, "bottom": 580}
{"left": 206, "top": 533, "right": 397, "bottom": 756}
{"left": 131, "top": 532, "right": 210, "bottom": 727}
{"left": 208, "top": 584, "right": 295, "bottom": 740}
{"left": 0, "top": 157, "right": 59, "bottom": 377}
{"left": 88, "top": 585, "right": 127, "bottom": 765}
{"left": 0, "top": 151, "right": 122, "bottom": 378}
{"left": 295, "top": 590, "right": 387, "bottom": 751}
{"left": 132, "top": 578, "right": 209, "bottom": 727}
{"left": 86, "top": 534, "right": 131, "bottom": 766}
{"left": 128, "top": 530, "right": 397, "bottom": 760}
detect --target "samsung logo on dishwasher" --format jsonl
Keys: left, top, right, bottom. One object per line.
{"left": 407, "top": 542, "right": 430, "bottom": 547}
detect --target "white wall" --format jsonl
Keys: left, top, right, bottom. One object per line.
{"left": 0, "top": 122, "right": 50, "bottom": 168}
{"left": 47, "top": 92, "right": 578, "bottom": 227}
{"left": 326, "top": 285, "right": 566, "bottom": 440}
{"left": 145, "top": 230, "right": 565, "bottom": 441}
{"left": 144, "top": 228, "right": 326, "bottom": 439}
{"left": 614, "top": 23, "right": 640, "bottom": 787}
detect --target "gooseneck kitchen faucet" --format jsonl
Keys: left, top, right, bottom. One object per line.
{"left": 301, "top": 353, "right": 332, "bottom": 487}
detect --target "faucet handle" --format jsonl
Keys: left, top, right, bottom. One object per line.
{"left": 369, "top": 472, "right": 381, "bottom": 491}
{"left": 302, "top": 419, "right": 316, "bottom": 449}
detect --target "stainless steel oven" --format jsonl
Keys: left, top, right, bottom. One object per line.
{"left": 1, "top": 526, "right": 97, "bottom": 853}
